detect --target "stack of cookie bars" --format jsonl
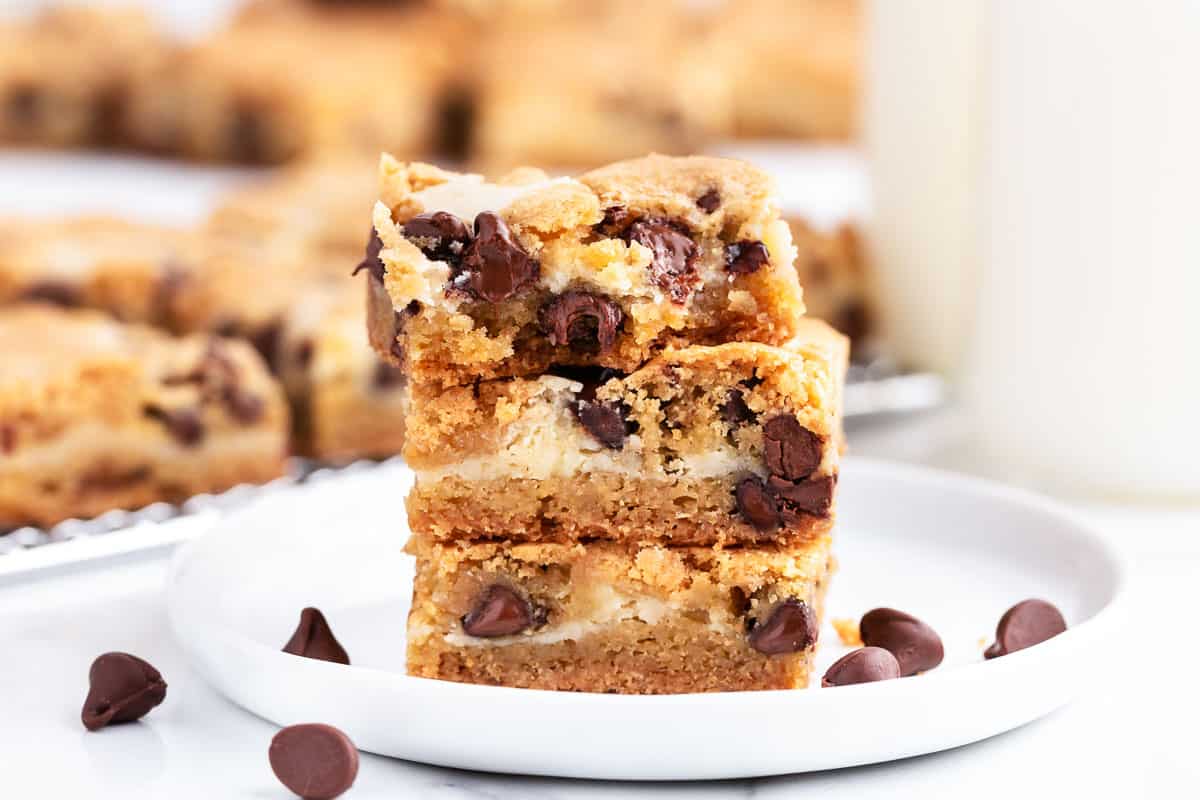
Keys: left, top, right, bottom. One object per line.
{"left": 366, "top": 154, "right": 849, "bottom": 693}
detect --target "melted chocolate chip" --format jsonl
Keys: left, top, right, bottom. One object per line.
{"left": 720, "top": 388, "right": 757, "bottom": 425}
{"left": 735, "top": 476, "right": 781, "bottom": 532}
{"left": 860, "top": 607, "right": 945, "bottom": 676}
{"left": 403, "top": 211, "right": 472, "bottom": 263}
{"left": 20, "top": 281, "right": 81, "bottom": 307}
{"left": 626, "top": 218, "right": 699, "bottom": 303}
{"left": 762, "top": 415, "right": 823, "bottom": 481}
{"left": 696, "top": 189, "right": 721, "bottom": 213}
{"left": 768, "top": 474, "right": 836, "bottom": 519}
{"left": 547, "top": 365, "right": 624, "bottom": 403}
{"left": 282, "top": 607, "right": 350, "bottom": 665}
{"left": 822, "top": 647, "right": 902, "bottom": 687}
{"left": 144, "top": 405, "right": 205, "bottom": 447}
{"left": 460, "top": 211, "right": 538, "bottom": 303}
{"left": 726, "top": 241, "right": 770, "bottom": 274}
{"left": 595, "top": 205, "right": 635, "bottom": 237}
{"left": 81, "top": 653, "right": 167, "bottom": 731}
{"left": 748, "top": 599, "right": 817, "bottom": 655}
{"left": 461, "top": 584, "right": 536, "bottom": 638}
{"left": 985, "top": 599, "right": 1067, "bottom": 659}
{"left": 352, "top": 228, "right": 385, "bottom": 281}
{"left": 574, "top": 400, "right": 633, "bottom": 449}
{"left": 269, "top": 724, "right": 358, "bottom": 800}
{"left": 539, "top": 292, "right": 624, "bottom": 354}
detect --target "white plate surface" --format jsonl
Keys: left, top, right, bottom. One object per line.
{"left": 166, "top": 458, "right": 1126, "bottom": 781}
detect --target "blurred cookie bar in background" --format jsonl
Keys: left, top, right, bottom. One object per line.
{"left": 788, "top": 217, "right": 874, "bottom": 354}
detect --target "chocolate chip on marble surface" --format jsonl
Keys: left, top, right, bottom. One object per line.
{"left": 625, "top": 217, "right": 699, "bottom": 303}
{"left": 696, "top": 189, "right": 721, "bottom": 214}
{"left": 860, "top": 608, "right": 945, "bottom": 676}
{"left": 768, "top": 474, "right": 836, "bottom": 519}
{"left": 748, "top": 598, "right": 817, "bottom": 655}
{"left": 403, "top": 211, "right": 472, "bottom": 264}
{"left": 720, "top": 388, "right": 757, "bottom": 425}
{"left": 762, "top": 415, "right": 823, "bottom": 481}
{"left": 822, "top": 647, "right": 902, "bottom": 687}
{"left": 461, "top": 584, "right": 536, "bottom": 638}
{"left": 20, "top": 280, "right": 81, "bottom": 307}
{"left": 574, "top": 400, "right": 633, "bottom": 449}
{"left": 735, "top": 476, "right": 781, "bottom": 532}
{"left": 725, "top": 240, "right": 770, "bottom": 275}
{"left": 282, "top": 607, "right": 350, "bottom": 665}
{"left": 984, "top": 599, "right": 1067, "bottom": 659}
{"left": 460, "top": 211, "right": 538, "bottom": 302}
{"left": 351, "top": 227, "right": 385, "bottom": 281}
{"left": 144, "top": 405, "right": 205, "bottom": 447}
{"left": 81, "top": 652, "right": 167, "bottom": 731}
{"left": 539, "top": 291, "right": 624, "bottom": 354}
{"left": 269, "top": 723, "right": 359, "bottom": 800}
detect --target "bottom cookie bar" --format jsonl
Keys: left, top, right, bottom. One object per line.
{"left": 406, "top": 535, "right": 833, "bottom": 694}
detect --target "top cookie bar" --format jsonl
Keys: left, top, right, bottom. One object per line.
{"left": 363, "top": 154, "right": 805, "bottom": 388}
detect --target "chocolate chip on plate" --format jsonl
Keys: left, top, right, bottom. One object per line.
{"left": 625, "top": 218, "right": 699, "bottom": 303}
{"left": 748, "top": 598, "right": 817, "bottom": 655}
{"left": 725, "top": 241, "right": 770, "bottom": 275}
{"left": 461, "top": 584, "right": 536, "bottom": 638}
{"left": 539, "top": 291, "right": 624, "bottom": 354}
{"left": 351, "top": 227, "right": 385, "bottom": 281}
{"left": 768, "top": 474, "right": 836, "bottom": 519}
{"left": 461, "top": 211, "right": 538, "bottom": 302}
{"left": 269, "top": 723, "right": 359, "bottom": 800}
{"left": 735, "top": 476, "right": 780, "bottom": 532}
{"left": 822, "top": 647, "right": 902, "bottom": 687}
{"left": 81, "top": 652, "right": 167, "bottom": 731}
{"left": 696, "top": 189, "right": 721, "bottom": 214}
{"left": 762, "top": 415, "right": 822, "bottom": 481}
{"left": 282, "top": 607, "right": 351, "bottom": 665}
{"left": 574, "top": 400, "right": 632, "bottom": 449}
{"left": 984, "top": 599, "right": 1067, "bottom": 659}
{"left": 859, "top": 607, "right": 945, "bottom": 676}
{"left": 403, "top": 211, "right": 473, "bottom": 264}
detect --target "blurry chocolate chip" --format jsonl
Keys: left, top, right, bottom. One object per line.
{"left": 626, "top": 218, "right": 699, "bottom": 303}
{"left": 0, "top": 423, "right": 14, "bottom": 454}
{"left": 985, "top": 599, "right": 1067, "bottom": 659}
{"left": 228, "top": 105, "right": 268, "bottom": 164}
{"left": 351, "top": 228, "right": 385, "bottom": 281}
{"left": 6, "top": 85, "right": 39, "bottom": 126}
{"left": 295, "top": 339, "right": 315, "bottom": 369}
{"left": 540, "top": 291, "right": 623, "bottom": 354}
{"left": 269, "top": 723, "right": 358, "bottom": 800}
{"left": 720, "top": 388, "right": 757, "bottom": 425}
{"left": 696, "top": 189, "right": 721, "bottom": 213}
{"left": 768, "top": 474, "right": 836, "bottom": 519}
{"left": 20, "top": 281, "right": 81, "bottom": 307}
{"left": 574, "top": 400, "right": 632, "bottom": 449}
{"left": 81, "top": 652, "right": 167, "bottom": 732}
{"left": 144, "top": 405, "right": 205, "bottom": 447}
{"left": 461, "top": 584, "right": 535, "bottom": 638}
{"left": 80, "top": 465, "right": 152, "bottom": 492}
{"left": 372, "top": 361, "right": 405, "bottom": 390}
{"left": 222, "top": 386, "right": 264, "bottom": 424}
{"left": 735, "top": 476, "right": 780, "bottom": 532}
{"left": 403, "top": 211, "right": 472, "bottom": 263}
{"left": 282, "top": 607, "right": 350, "bottom": 665}
{"left": 249, "top": 322, "right": 282, "bottom": 371}
{"left": 726, "top": 241, "right": 770, "bottom": 275}
{"left": 763, "top": 415, "right": 823, "bottom": 480}
{"left": 748, "top": 599, "right": 817, "bottom": 655}
{"left": 822, "top": 647, "right": 902, "bottom": 687}
{"left": 435, "top": 86, "right": 475, "bottom": 162}
{"left": 860, "top": 607, "right": 944, "bottom": 676}
{"left": 595, "top": 205, "right": 635, "bottom": 237}
{"left": 547, "top": 365, "right": 623, "bottom": 403}
{"left": 460, "top": 211, "right": 538, "bottom": 302}
{"left": 834, "top": 299, "right": 871, "bottom": 344}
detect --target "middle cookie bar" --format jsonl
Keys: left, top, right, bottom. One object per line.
{"left": 405, "top": 319, "right": 847, "bottom": 548}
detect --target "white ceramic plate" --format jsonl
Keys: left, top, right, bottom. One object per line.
{"left": 166, "top": 458, "right": 1126, "bottom": 781}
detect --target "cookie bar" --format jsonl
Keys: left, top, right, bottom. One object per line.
{"left": 789, "top": 217, "right": 874, "bottom": 348}
{"left": 0, "top": 306, "right": 288, "bottom": 529}
{"left": 406, "top": 534, "right": 834, "bottom": 693}
{"left": 405, "top": 320, "right": 847, "bottom": 547}
{"left": 365, "top": 154, "right": 805, "bottom": 388}
{"left": 275, "top": 278, "right": 407, "bottom": 462}
{"left": 0, "top": 217, "right": 202, "bottom": 326}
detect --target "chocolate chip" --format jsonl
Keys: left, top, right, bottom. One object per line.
{"left": 461, "top": 584, "right": 536, "bottom": 638}
{"left": 726, "top": 241, "right": 770, "bottom": 275}
{"left": 459, "top": 211, "right": 538, "bottom": 303}
{"left": 748, "top": 598, "right": 817, "bottom": 655}
{"left": 539, "top": 292, "right": 624, "bottom": 354}
{"left": 228, "top": 105, "right": 268, "bottom": 164}
{"left": 435, "top": 86, "right": 475, "bottom": 162}
{"left": 144, "top": 405, "right": 205, "bottom": 447}
{"left": 81, "top": 652, "right": 167, "bottom": 732}
{"left": 282, "top": 607, "right": 350, "bottom": 665}
{"left": 768, "top": 475, "right": 836, "bottom": 519}
{"left": 574, "top": 400, "right": 632, "bottom": 449}
{"left": 20, "top": 281, "right": 81, "bottom": 307}
{"left": 249, "top": 321, "right": 283, "bottom": 371}
{"left": 985, "top": 599, "right": 1067, "bottom": 659}
{"left": 821, "top": 647, "right": 902, "bottom": 687}
{"left": 351, "top": 227, "right": 385, "bottom": 282}
{"left": 222, "top": 386, "right": 264, "bottom": 424}
{"left": 834, "top": 299, "right": 871, "bottom": 344}
{"left": 269, "top": 723, "right": 358, "bottom": 800}
{"left": 720, "top": 388, "right": 757, "bottom": 425}
{"left": 546, "top": 365, "right": 624, "bottom": 403}
{"left": 6, "top": 85, "right": 39, "bottom": 126}
{"left": 860, "top": 608, "right": 945, "bottom": 676}
{"left": 763, "top": 415, "right": 823, "bottom": 480}
{"left": 372, "top": 361, "right": 405, "bottom": 390}
{"left": 90, "top": 85, "right": 126, "bottom": 147}
{"left": 735, "top": 476, "right": 780, "bottom": 532}
{"left": 403, "top": 211, "right": 472, "bottom": 263}
{"left": 595, "top": 205, "right": 635, "bottom": 237}
{"left": 696, "top": 189, "right": 721, "bottom": 213}
{"left": 626, "top": 218, "right": 699, "bottom": 303}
